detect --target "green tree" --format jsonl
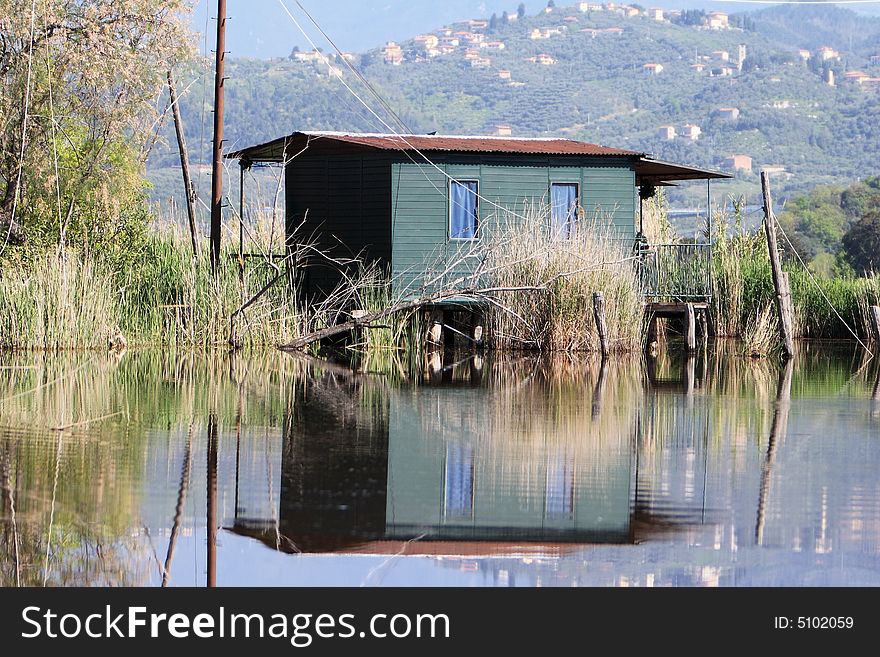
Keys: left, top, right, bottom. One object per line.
{"left": 0, "top": 0, "right": 192, "bottom": 252}
{"left": 518, "top": 3, "right": 526, "bottom": 19}
{"left": 842, "top": 201, "right": 880, "bottom": 273}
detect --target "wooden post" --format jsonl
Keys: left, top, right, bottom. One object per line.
{"left": 424, "top": 350, "right": 442, "bottom": 383}
{"left": 592, "top": 292, "right": 609, "bottom": 359}
{"left": 167, "top": 70, "right": 198, "bottom": 258}
{"left": 645, "top": 313, "right": 658, "bottom": 356}
{"left": 684, "top": 354, "right": 696, "bottom": 396}
{"left": 591, "top": 358, "right": 608, "bottom": 420}
{"left": 209, "top": 0, "right": 227, "bottom": 276}
{"left": 469, "top": 311, "right": 484, "bottom": 349}
{"left": 470, "top": 354, "right": 484, "bottom": 385}
{"left": 755, "top": 358, "right": 793, "bottom": 545}
{"left": 761, "top": 171, "right": 795, "bottom": 358}
{"left": 206, "top": 414, "right": 218, "bottom": 588}
{"left": 698, "top": 308, "right": 709, "bottom": 352}
{"left": 685, "top": 303, "right": 697, "bottom": 352}
{"left": 870, "top": 306, "right": 880, "bottom": 343}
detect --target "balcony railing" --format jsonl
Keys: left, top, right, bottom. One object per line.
{"left": 637, "top": 242, "right": 712, "bottom": 302}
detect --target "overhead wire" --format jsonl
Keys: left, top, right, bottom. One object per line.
{"left": 774, "top": 218, "right": 873, "bottom": 355}
{"left": 276, "top": 0, "right": 551, "bottom": 225}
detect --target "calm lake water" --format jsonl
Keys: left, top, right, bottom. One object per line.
{"left": 1, "top": 345, "right": 879, "bottom": 587}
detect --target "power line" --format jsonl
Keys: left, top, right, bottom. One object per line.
{"left": 774, "top": 218, "right": 872, "bottom": 354}
{"left": 276, "top": 0, "right": 546, "bottom": 225}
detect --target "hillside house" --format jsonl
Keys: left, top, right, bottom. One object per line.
{"left": 681, "top": 124, "right": 702, "bottom": 140}
{"left": 228, "top": 132, "right": 729, "bottom": 300}
{"left": 723, "top": 154, "right": 752, "bottom": 172}
{"left": 643, "top": 63, "right": 664, "bottom": 75}
{"left": 710, "top": 66, "right": 734, "bottom": 77}
{"left": 649, "top": 8, "right": 665, "bottom": 21}
{"left": 798, "top": 49, "right": 812, "bottom": 61}
{"left": 537, "top": 53, "right": 558, "bottom": 66}
{"left": 414, "top": 34, "right": 439, "bottom": 50}
{"left": 712, "top": 50, "right": 730, "bottom": 62}
{"left": 844, "top": 71, "right": 871, "bottom": 84}
{"left": 715, "top": 107, "right": 740, "bottom": 120}
{"left": 293, "top": 50, "right": 322, "bottom": 63}
{"left": 818, "top": 46, "right": 840, "bottom": 61}
{"left": 383, "top": 42, "right": 403, "bottom": 65}
{"left": 707, "top": 12, "right": 728, "bottom": 29}
{"left": 498, "top": 69, "right": 512, "bottom": 80}
{"left": 657, "top": 125, "right": 677, "bottom": 140}
{"left": 494, "top": 124, "right": 513, "bottom": 136}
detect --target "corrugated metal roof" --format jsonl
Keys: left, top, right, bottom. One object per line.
{"left": 227, "top": 131, "right": 640, "bottom": 160}
{"left": 227, "top": 131, "right": 732, "bottom": 184}
{"left": 306, "top": 131, "right": 640, "bottom": 155}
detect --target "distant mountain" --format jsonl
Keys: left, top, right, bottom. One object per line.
{"left": 751, "top": 4, "right": 880, "bottom": 53}
{"left": 152, "top": 3, "right": 880, "bottom": 209}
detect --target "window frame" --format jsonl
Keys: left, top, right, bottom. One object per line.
{"left": 550, "top": 181, "right": 581, "bottom": 239}
{"left": 448, "top": 179, "right": 481, "bottom": 241}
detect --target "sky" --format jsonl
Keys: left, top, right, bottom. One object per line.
{"left": 189, "top": 0, "right": 880, "bottom": 60}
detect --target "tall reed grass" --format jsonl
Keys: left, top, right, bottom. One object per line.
{"left": 485, "top": 205, "right": 644, "bottom": 353}
{"left": 0, "top": 224, "right": 301, "bottom": 350}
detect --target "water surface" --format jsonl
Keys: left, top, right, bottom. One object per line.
{"left": 1, "top": 345, "right": 879, "bottom": 586}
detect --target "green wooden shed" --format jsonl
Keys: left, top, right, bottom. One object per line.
{"left": 229, "top": 132, "right": 728, "bottom": 300}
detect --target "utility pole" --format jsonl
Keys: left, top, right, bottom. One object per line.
{"left": 210, "top": 0, "right": 227, "bottom": 275}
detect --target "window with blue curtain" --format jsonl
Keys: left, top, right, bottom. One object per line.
{"left": 450, "top": 180, "right": 479, "bottom": 239}
{"left": 444, "top": 443, "right": 475, "bottom": 520}
{"left": 551, "top": 183, "right": 579, "bottom": 239}
{"left": 545, "top": 452, "right": 574, "bottom": 519}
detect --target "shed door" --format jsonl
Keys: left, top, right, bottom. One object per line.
{"left": 551, "top": 183, "right": 579, "bottom": 239}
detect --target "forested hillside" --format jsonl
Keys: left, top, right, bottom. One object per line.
{"left": 148, "top": 3, "right": 880, "bottom": 208}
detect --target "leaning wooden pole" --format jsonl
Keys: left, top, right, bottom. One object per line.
{"left": 209, "top": 0, "right": 228, "bottom": 276}
{"left": 167, "top": 70, "right": 198, "bottom": 258}
{"left": 761, "top": 171, "right": 795, "bottom": 359}
{"left": 592, "top": 292, "right": 609, "bottom": 359}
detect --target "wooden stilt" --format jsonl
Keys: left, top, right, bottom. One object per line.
{"left": 592, "top": 292, "right": 609, "bottom": 359}
{"left": 425, "top": 309, "right": 443, "bottom": 348}
{"left": 698, "top": 308, "right": 709, "bottom": 351}
{"left": 685, "top": 303, "right": 697, "bottom": 352}
{"left": 424, "top": 350, "right": 443, "bottom": 383}
{"left": 684, "top": 354, "right": 696, "bottom": 396}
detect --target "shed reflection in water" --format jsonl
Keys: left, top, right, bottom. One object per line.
{"left": 2, "top": 345, "right": 880, "bottom": 586}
